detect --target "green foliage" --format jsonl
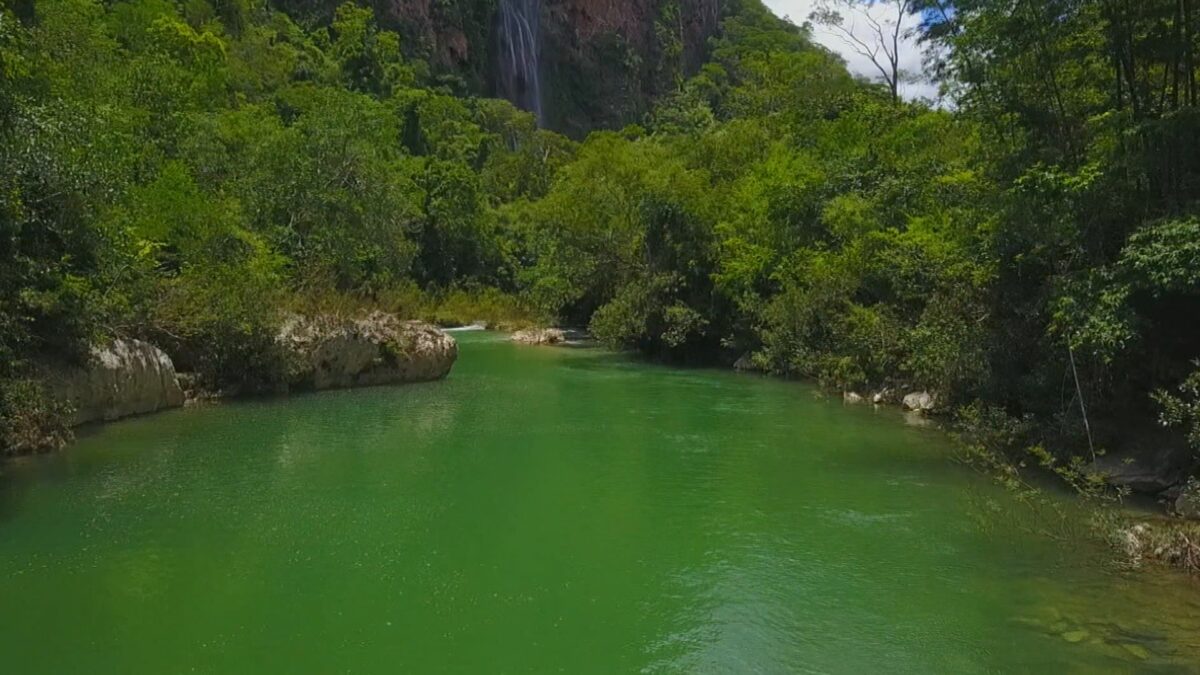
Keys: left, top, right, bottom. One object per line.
{"left": 5, "top": 0, "right": 1200, "bottom": 486}
{"left": 0, "top": 0, "right": 569, "bottom": 450}
{"left": 424, "top": 286, "right": 540, "bottom": 328}
{"left": 328, "top": 3, "right": 415, "bottom": 96}
{"left": 1155, "top": 366, "right": 1200, "bottom": 452}
{"left": 0, "top": 378, "right": 72, "bottom": 457}
{"left": 1120, "top": 218, "right": 1200, "bottom": 295}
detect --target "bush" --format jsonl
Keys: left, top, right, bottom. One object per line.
{"left": 425, "top": 287, "right": 540, "bottom": 329}
{"left": 1155, "top": 365, "right": 1200, "bottom": 452}
{"left": 0, "top": 378, "right": 72, "bottom": 456}
{"left": 150, "top": 259, "right": 289, "bottom": 394}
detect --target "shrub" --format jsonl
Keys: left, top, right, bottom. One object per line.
{"left": 0, "top": 378, "right": 72, "bottom": 456}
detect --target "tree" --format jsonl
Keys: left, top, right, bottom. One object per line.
{"left": 809, "top": 0, "right": 917, "bottom": 103}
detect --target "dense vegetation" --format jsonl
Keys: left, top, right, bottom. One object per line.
{"left": 2, "top": 0, "right": 1199, "bottom": 507}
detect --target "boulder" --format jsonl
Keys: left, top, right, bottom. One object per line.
{"left": 45, "top": 339, "right": 185, "bottom": 426}
{"left": 511, "top": 328, "right": 566, "bottom": 345}
{"left": 1176, "top": 479, "right": 1200, "bottom": 519}
{"left": 733, "top": 353, "right": 760, "bottom": 372}
{"left": 902, "top": 391, "right": 937, "bottom": 413}
{"left": 843, "top": 391, "right": 864, "bottom": 404}
{"left": 278, "top": 313, "right": 457, "bottom": 391}
{"left": 1087, "top": 438, "right": 1196, "bottom": 496}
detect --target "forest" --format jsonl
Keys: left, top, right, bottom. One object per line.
{"left": 1, "top": 0, "right": 1199, "bottom": 512}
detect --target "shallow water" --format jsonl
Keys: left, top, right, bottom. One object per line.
{"left": 1, "top": 333, "right": 1199, "bottom": 673}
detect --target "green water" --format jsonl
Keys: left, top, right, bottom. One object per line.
{"left": 2, "top": 332, "right": 1199, "bottom": 673}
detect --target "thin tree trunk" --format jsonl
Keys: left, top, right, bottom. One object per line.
{"left": 1068, "top": 344, "right": 1097, "bottom": 463}
{"left": 1186, "top": 0, "right": 1197, "bottom": 105}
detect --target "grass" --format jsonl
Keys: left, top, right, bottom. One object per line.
{"left": 1118, "top": 519, "right": 1200, "bottom": 574}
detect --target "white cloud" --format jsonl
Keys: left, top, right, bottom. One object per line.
{"left": 762, "top": 0, "right": 940, "bottom": 102}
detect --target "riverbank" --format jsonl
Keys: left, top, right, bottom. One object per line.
{"left": 9, "top": 314, "right": 1200, "bottom": 579}
{"left": 1, "top": 311, "right": 461, "bottom": 459}
{"left": 721, "top": 344, "right": 1200, "bottom": 577}
{"left": 513, "top": 324, "right": 1200, "bottom": 577}
{"left": 3, "top": 330, "right": 1199, "bottom": 671}
{"left": 0, "top": 285, "right": 545, "bottom": 458}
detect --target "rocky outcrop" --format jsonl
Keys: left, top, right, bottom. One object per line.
{"left": 278, "top": 313, "right": 457, "bottom": 391}
{"left": 1088, "top": 439, "right": 1196, "bottom": 496}
{"left": 902, "top": 391, "right": 937, "bottom": 413}
{"left": 1176, "top": 479, "right": 1200, "bottom": 519}
{"left": 45, "top": 340, "right": 185, "bottom": 426}
{"left": 511, "top": 327, "right": 565, "bottom": 345}
{"left": 537, "top": 0, "right": 723, "bottom": 133}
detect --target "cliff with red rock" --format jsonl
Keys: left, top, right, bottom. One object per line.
{"left": 276, "top": 0, "right": 729, "bottom": 135}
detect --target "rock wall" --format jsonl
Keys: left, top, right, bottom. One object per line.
{"left": 45, "top": 340, "right": 185, "bottom": 427}
{"left": 366, "top": 0, "right": 726, "bottom": 134}
{"left": 535, "top": 0, "right": 723, "bottom": 134}
{"left": 278, "top": 312, "right": 458, "bottom": 391}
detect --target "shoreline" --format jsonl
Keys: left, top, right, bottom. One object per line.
{"left": 9, "top": 323, "right": 1200, "bottom": 577}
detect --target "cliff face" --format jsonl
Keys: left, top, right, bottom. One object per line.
{"left": 536, "top": 0, "right": 723, "bottom": 135}
{"left": 368, "top": 0, "right": 726, "bottom": 135}
{"left": 374, "top": 0, "right": 495, "bottom": 81}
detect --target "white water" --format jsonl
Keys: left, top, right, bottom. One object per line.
{"left": 497, "top": 0, "right": 543, "bottom": 122}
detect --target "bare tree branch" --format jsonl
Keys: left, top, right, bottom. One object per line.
{"left": 810, "top": 0, "right": 915, "bottom": 102}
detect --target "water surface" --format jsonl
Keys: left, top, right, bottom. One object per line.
{"left": 2, "top": 333, "right": 1199, "bottom": 673}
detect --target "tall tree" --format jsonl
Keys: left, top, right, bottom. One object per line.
{"left": 809, "top": 0, "right": 917, "bottom": 102}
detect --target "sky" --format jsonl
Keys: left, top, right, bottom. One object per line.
{"left": 762, "top": 0, "right": 940, "bottom": 101}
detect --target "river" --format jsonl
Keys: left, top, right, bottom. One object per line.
{"left": 1, "top": 331, "right": 1198, "bottom": 672}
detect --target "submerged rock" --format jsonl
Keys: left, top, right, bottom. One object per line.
{"left": 902, "top": 410, "right": 934, "bottom": 428}
{"left": 1121, "top": 643, "right": 1151, "bottom": 660}
{"left": 511, "top": 327, "right": 565, "bottom": 345}
{"left": 278, "top": 313, "right": 457, "bottom": 391}
{"left": 1061, "top": 630, "right": 1090, "bottom": 644}
{"left": 45, "top": 339, "right": 185, "bottom": 426}
{"left": 902, "top": 391, "right": 937, "bottom": 413}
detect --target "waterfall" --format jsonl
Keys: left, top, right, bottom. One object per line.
{"left": 497, "top": 0, "right": 543, "bottom": 123}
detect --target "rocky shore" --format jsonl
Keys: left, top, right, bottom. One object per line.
{"left": 43, "top": 339, "right": 186, "bottom": 427}
{"left": 36, "top": 313, "right": 457, "bottom": 442}
{"left": 279, "top": 312, "right": 457, "bottom": 391}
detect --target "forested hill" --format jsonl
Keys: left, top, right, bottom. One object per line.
{"left": 2, "top": 0, "right": 1200, "bottom": 520}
